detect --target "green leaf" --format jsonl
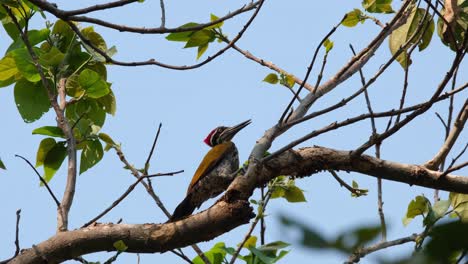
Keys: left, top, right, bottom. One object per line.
{"left": 36, "top": 138, "right": 56, "bottom": 167}
{"left": 362, "top": 0, "right": 394, "bottom": 14}
{"left": 263, "top": 73, "right": 279, "bottom": 84}
{"left": 197, "top": 43, "right": 209, "bottom": 60}
{"left": 79, "top": 69, "right": 109, "bottom": 98}
{"left": 113, "top": 240, "right": 128, "bottom": 252}
{"left": 43, "top": 141, "right": 67, "bottom": 182}
{"left": 389, "top": 7, "right": 434, "bottom": 68}
{"left": 14, "top": 78, "right": 51, "bottom": 123}
{"left": 184, "top": 30, "right": 215, "bottom": 48}
{"left": 10, "top": 48, "right": 42, "bottom": 82}
{"left": 425, "top": 221, "right": 468, "bottom": 261}
{"left": 0, "top": 76, "right": 15, "bottom": 88}
{"left": 192, "top": 242, "right": 227, "bottom": 264}
{"left": 80, "top": 139, "right": 104, "bottom": 174}
{"left": 323, "top": 38, "right": 334, "bottom": 53}
{"left": 52, "top": 20, "right": 75, "bottom": 52}
{"left": 209, "top": 13, "right": 224, "bottom": 29}
{"left": 65, "top": 73, "right": 85, "bottom": 98}
{"left": 66, "top": 99, "right": 106, "bottom": 138}
{"left": 284, "top": 185, "right": 307, "bottom": 203}
{"left": 0, "top": 55, "right": 18, "bottom": 81}
{"left": 248, "top": 247, "right": 277, "bottom": 264}
{"left": 97, "top": 88, "right": 116, "bottom": 115}
{"left": 7, "top": 28, "right": 50, "bottom": 52}
{"left": 39, "top": 46, "right": 65, "bottom": 66}
{"left": 0, "top": 157, "right": 6, "bottom": 170}
{"left": 3, "top": 20, "right": 23, "bottom": 40}
{"left": 402, "top": 195, "right": 430, "bottom": 226}
{"left": 450, "top": 192, "right": 468, "bottom": 222}
{"left": 81, "top": 27, "right": 109, "bottom": 62}
{"left": 166, "top": 22, "right": 199, "bottom": 42}
{"left": 342, "top": 9, "right": 365, "bottom": 27}
{"left": 32, "top": 126, "right": 65, "bottom": 138}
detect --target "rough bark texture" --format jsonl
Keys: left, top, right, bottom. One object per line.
{"left": 10, "top": 146, "right": 468, "bottom": 263}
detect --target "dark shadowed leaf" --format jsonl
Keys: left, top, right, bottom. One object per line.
{"left": 0, "top": 157, "right": 6, "bottom": 170}
{"left": 80, "top": 138, "right": 104, "bottom": 174}
{"left": 36, "top": 138, "right": 56, "bottom": 167}
{"left": 14, "top": 78, "right": 50, "bottom": 123}
{"left": 43, "top": 141, "right": 67, "bottom": 182}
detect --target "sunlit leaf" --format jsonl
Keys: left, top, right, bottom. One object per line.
{"left": 263, "top": 73, "right": 279, "bottom": 84}
{"left": 323, "top": 38, "right": 334, "bottom": 53}
{"left": 10, "top": 48, "right": 42, "bottom": 82}
{"left": 0, "top": 55, "right": 18, "bottom": 81}
{"left": 342, "top": 9, "right": 365, "bottom": 27}
{"left": 43, "top": 141, "right": 67, "bottom": 182}
{"left": 36, "top": 138, "right": 56, "bottom": 167}
{"left": 113, "top": 240, "right": 128, "bottom": 252}
{"left": 362, "top": 0, "right": 394, "bottom": 14}
{"left": 78, "top": 69, "right": 109, "bottom": 98}
{"left": 402, "top": 195, "right": 430, "bottom": 226}
{"left": 243, "top": 236, "right": 257, "bottom": 248}
{"left": 166, "top": 22, "right": 199, "bottom": 42}
{"left": 197, "top": 43, "right": 209, "bottom": 60}
{"left": 185, "top": 30, "right": 215, "bottom": 48}
{"left": 450, "top": 192, "right": 468, "bottom": 222}
{"left": 32, "top": 126, "right": 65, "bottom": 138}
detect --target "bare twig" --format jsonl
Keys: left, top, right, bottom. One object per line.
{"left": 51, "top": 0, "right": 265, "bottom": 71}
{"left": 279, "top": 15, "right": 346, "bottom": 124}
{"left": 144, "top": 123, "right": 162, "bottom": 174}
{"left": 82, "top": 170, "right": 183, "bottom": 227}
{"left": 28, "top": 0, "right": 260, "bottom": 34}
{"left": 425, "top": 100, "right": 468, "bottom": 170}
{"left": 329, "top": 170, "right": 367, "bottom": 196}
{"left": 440, "top": 143, "right": 468, "bottom": 177}
{"left": 15, "top": 155, "right": 61, "bottom": 207}
{"left": 346, "top": 233, "right": 421, "bottom": 263}
{"left": 159, "top": 0, "right": 166, "bottom": 28}
{"left": 14, "top": 209, "right": 21, "bottom": 257}
{"left": 264, "top": 82, "right": 467, "bottom": 163}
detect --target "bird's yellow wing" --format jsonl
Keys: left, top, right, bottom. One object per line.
{"left": 187, "top": 142, "right": 234, "bottom": 194}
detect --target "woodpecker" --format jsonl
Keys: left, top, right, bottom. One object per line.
{"left": 170, "top": 119, "right": 251, "bottom": 221}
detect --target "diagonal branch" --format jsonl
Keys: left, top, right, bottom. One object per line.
{"left": 424, "top": 99, "right": 468, "bottom": 170}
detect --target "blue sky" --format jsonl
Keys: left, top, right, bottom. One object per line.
{"left": 0, "top": 0, "right": 466, "bottom": 263}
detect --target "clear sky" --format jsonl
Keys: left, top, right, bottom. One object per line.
{"left": 0, "top": 0, "right": 466, "bottom": 263}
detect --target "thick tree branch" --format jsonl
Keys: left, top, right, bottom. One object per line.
{"left": 9, "top": 143, "right": 468, "bottom": 263}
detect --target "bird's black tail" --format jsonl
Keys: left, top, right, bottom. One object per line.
{"left": 169, "top": 194, "right": 196, "bottom": 222}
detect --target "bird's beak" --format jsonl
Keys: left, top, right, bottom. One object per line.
{"left": 222, "top": 119, "right": 251, "bottom": 141}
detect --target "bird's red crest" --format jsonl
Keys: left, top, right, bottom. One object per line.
{"left": 203, "top": 128, "right": 217, "bottom": 147}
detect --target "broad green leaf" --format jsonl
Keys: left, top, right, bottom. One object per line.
{"left": 426, "top": 221, "right": 468, "bottom": 261}
{"left": 184, "top": 30, "right": 215, "bottom": 48}
{"left": 14, "top": 78, "right": 50, "bottom": 123}
{"left": 342, "top": 9, "right": 365, "bottom": 27}
{"left": 362, "top": 0, "right": 394, "bottom": 14}
{"left": 2, "top": 20, "right": 23, "bottom": 40}
{"left": 66, "top": 99, "right": 106, "bottom": 130}
{"left": 263, "top": 73, "right": 279, "bottom": 84}
{"left": 0, "top": 55, "right": 18, "bottom": 81}
{"left": 86, "top": 62, "right": 107, "bottom": 80}
{"left": 80, "top": 139, "right": 104, "bottom": 174}
{"left": 284, "top": 74, "right": 295, "bottom": 88}
{"left": 7, "top": 28, "right": 50, "bottom": 52}
{"left": 51, "top": 20, "right": 75, "bottom": 52}
{"left": 97, "top": 88, "right": 116, "bottom": 115}
{"left": 389, "top": 7, "right": 434, "bottom": 68}
{"left": 243, "top": 236, "right": 257, "bottom": 248}
{"left": 284, "top": 185, "right": 307, "bottom": 203}
{"left": 197, "top": 43, "right": 209, "bottom": 60}
{"left": 78, "top": 69, "right": 109, "bottom": 98}
{"left": 260, "top": 241, "right": 290, "bottom": 251}
{"left": 402, "top": 195, "right": 430, "bottom": 226}
{"left": 39, "top": 46, "right": 65, "bottom": 66}
{"left": 10, "top": 48, "right": 42, "bottom": 82}
{"left": 0, "top": 157, "right": 6, "bottom": 170}
{"left": 36, "top": 138, "right": 56, "bottom": 167}
{"left": 424, "top": 199, "right": 451, "bottom": 227}
{"left": 0, "top": 76, "right": 15, "bottom": 88}
{"left": 166, "top": 22, "right": 199, "bottom": 42}
{"left": 65, "top": 73, "right": 85, "bottom": 98}
{"left": 81, "top": 27, "right": 109, "bottom": 62}
{"left": 248, "top": 247, "right": 276, "bottom": 264}
{"left": 32, "top": 126, "right": 65, "bottom": 138}
{"left": 450, "top": 192, "right": 468, "bottom": 222}
{"left": 323, "top": 38, "right": 334, "bottom": 53}
{"left": 43, "top": 141, "right": 67, "bottom": 182}
{"left": 113, "top": 240, "right": 128, "bottom": 252}
{"left": 98, "top": 132, "right": 115, "bottom": 151}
